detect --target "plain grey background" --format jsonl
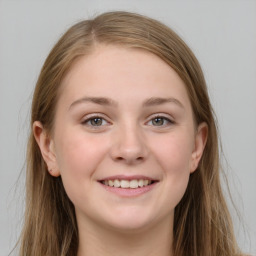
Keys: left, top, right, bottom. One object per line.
{"left": 0, "top": 1, "right": 255, "bottom": 255}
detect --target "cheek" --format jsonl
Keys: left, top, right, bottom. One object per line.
{"left": 154, "top": 132, "right": 193, "bottom": 173}
{"left": 56, "top": 130, "right": 106, "bottom": 170}
{"left": 54, "top": 129, "right": 109, "bottom": 194}
{"left": 151, "top": 132, "right": 193, "bottom": 205}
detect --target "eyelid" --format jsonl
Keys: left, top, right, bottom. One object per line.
{"left": 145, "top": 113, "right": 175, "bottom": 126}
{"left": 81, "top": 113, "right": 111, "bottom": 127}
{"left": 80, "top": 112, "right": 175, "bottom": 128}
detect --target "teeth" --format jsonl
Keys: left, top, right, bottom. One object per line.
{"left": 130, "top": 180, "right": 139, "bottom": 188}
{"left": 109, "top": 180, "right": 114, "bottom": 187}
{"left": 102, "top": 179, "right": 153, "bottom": 189}
{"left": 114, "top": 179, "right": 120, "bottom": 188}
{"left": 143, "top": 180, "right": 149, "bottom": 186}
{"left": 138, "top": 179, "right": 144, "bottom": 187}
{"left": 120, "top": 180, "right": 130, "bottom": 188}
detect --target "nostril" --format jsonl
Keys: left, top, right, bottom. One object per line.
{"left": 114, "top": 155, "right": 145, "bottom": 164}
{"left": 110, "top": 141, "right": 148, "bottom": 164}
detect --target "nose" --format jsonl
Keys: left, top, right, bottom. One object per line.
{"left": 110, "top": 124, "right": 149, "bottom": 165}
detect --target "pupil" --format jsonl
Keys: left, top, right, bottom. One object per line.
{"left": 153, "top": 118, "right": 163, "bottom": 126}
{"left": 91, "top": 118, "right": 102, "bottom": 126}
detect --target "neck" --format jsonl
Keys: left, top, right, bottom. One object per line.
{"left": 77, "top": 215, "right": 173, "bottom": 256}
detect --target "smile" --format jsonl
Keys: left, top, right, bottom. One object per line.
{"left": 100, "top": 179, "right": 154, "bottom": 189}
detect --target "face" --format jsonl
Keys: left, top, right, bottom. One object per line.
{"left": 34, "top": 45, "right": 207, "bottom": 233}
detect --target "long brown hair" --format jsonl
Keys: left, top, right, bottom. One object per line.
{"left": 18, "top": 11, "right": 243, "bottom": 256}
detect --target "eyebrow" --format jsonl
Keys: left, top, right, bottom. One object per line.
{"left": 69, "top": 96, "right": 184, "bottom": 110}
{"left": 69, "top": 97, "right": 117, "bottom": 110}
{"left": 142, "top": 97, "right": 184, "bottom": 108}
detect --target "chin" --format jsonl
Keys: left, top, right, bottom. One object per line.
{"left": 100, "top": 207, "right": 164, "bottom": 234}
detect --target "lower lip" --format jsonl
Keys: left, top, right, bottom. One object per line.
{"left": 99, "top": 182, "right": 158, "bottom": 197}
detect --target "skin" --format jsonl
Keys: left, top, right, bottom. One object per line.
{"left": 34, "top": 45, "right": 207, "bottom": 256}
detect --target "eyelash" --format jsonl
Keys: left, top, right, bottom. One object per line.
{"left": 146, "top": 115, "right": 174, "bottom": 127}
{"left": 81, "top": 114, "right": 174, "bottom": 129}
{"left": 81, "top": 114, "right": 110, "bottom": 129}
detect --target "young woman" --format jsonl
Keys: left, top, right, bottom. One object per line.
{"left": 18, "top": 11, "right": 245, "bottom": 256}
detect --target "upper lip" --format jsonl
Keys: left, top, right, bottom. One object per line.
{"left": 98, "top": 175, "right": 158, "bottom": 181}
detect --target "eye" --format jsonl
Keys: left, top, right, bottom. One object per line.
{"left": 147, "top": 116, "right": 174, "bottom": 127}
{"left": 82, "top": 115, "right": 109, "bottom": 128}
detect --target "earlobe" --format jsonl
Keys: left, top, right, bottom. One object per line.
{"left": 190, "top": 122, "right": 208, "bottom": 173}
{"left": 33, "top": 121, "right": 60, "bottom": 177}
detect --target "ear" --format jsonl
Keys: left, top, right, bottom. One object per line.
{"left": 33, "top": 121, "right": 60, "bottom": 177}
{"left": 190, "top": 122, "right": 208, "bottom": 173}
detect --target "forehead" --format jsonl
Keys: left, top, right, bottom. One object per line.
{"left": 59, "top": 45, "right": 191, "bottom": 109}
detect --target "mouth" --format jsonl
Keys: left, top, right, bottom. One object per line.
{"left": 99, "top": 179, "right": 158, "bottom": 189}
